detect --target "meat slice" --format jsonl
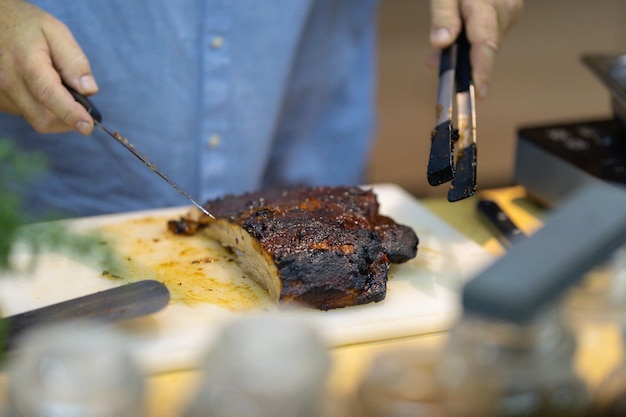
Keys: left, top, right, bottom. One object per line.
{"left": 168, "top": 186, "right": 418, "bottom": 310}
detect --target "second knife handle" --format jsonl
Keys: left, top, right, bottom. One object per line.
{"left": 477, "top": 199, "right": 525, "bottom": 246}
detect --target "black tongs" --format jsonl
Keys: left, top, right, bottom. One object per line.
{"left": 427, "top": 29, "right": 477, "bottom": 202}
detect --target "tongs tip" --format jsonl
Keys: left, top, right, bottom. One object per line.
{"left": 427, "top": 121, "right": 456, "bottom": 186}
{"left": 447, "top": 143, "right": 477, "bottom": 202}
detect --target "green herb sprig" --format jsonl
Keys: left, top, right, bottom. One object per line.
{"left": 0, "top": 139, "right": 116, "bottom": 272}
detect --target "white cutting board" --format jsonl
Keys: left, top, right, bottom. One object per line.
{"left": 0, "top": 184, "right": 495, "bottom": 373}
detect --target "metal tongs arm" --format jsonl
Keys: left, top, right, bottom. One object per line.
{"left": 426, "top": 29, "right": 477, "bottom": 202}
{"left": 448, "top": 30, "right": 477, "bottom": 202}
{"left": 427, "top": 41, "right": 457, "bottom": 186}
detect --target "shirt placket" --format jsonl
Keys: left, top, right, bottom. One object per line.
{"left": 199, "top": 1, "right": 232, "bottom": 201}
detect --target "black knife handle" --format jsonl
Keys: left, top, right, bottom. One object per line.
{"left": 477, "top": 199, "right": 525, "bottom": 246}
{"left": 64, "top": 83, "right": 102, "bottom": 123}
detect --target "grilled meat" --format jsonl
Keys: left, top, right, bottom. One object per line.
{"left": 168, "top": 186, "right": 418, "bottom": 310}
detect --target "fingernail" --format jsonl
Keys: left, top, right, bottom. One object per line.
{"left": 477, "top": 83, "right": 488, "bottom": 99}
{"left": 76, "top": 120, "right": 91, "bottom": 135}
{"left": 431, "top": 28, "right": 452, "bottom": 45}
{"left": 79, "top": 75, "right": 98, "bottom": 93}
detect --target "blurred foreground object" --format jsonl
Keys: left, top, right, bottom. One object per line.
{"left": 356, "top": 346, "right": 445, "bottom": 417}
{"left": 0, "top": 139, "right": 46, "bottom": 270}
{"left": 564, "top": 246, "right": 626, "bottom": 415}
{"left": 439, "top": 310, "right": 589, "bottom": 417}
{"left": 463, "top": 183, "right": 626, "bottom": 323}
{"left": 5, "top": 321, "right": 145, "bottom": 417}
{"left": 594, "top": 342, "right": 626, "bottom": 417}
{"left": 184, "top": 315, "right": 331, "bottom": 417}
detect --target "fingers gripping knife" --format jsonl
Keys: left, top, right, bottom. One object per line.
{"left": 427, "top": 29, "right": 477, "bottom": 202}
{"left": 65, "top": 85, "right": 215, "bottom": 219}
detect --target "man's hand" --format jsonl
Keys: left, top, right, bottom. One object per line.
{"left": 0, "top": 0, "right": 98, "bottom": 135}
{"left": 430, "top": 0, "right": 524, "bottom": 98}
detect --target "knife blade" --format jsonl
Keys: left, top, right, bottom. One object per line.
{"left": 0, "top": 279, "right": 170, "bottom": 351}
{"left": 65, "top": 85, "right": 215, "bottom": 219}
{"left": 477, "top": 199, "right": 526, "bottom": 248}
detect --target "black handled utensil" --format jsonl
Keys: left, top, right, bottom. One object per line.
{"left": 477, "top": 199, "right": 526, "bottom": 248}
{"left": 0, "top": 280, "right": 170, "bottom": 351}
{"left": 65, "top": 85, "right": 215, "bottom": 219}
{"left": 427, "top": 29, "right": 477, "bottom": 202}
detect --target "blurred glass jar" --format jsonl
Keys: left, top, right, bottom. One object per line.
{"left": 561, "top": 246, "right": 626, "bottom": 389}
{"left": 564, "top": 246, "right": 626, "bottom": 323}
{"left": 5, "top": 321, "right": 145, "bottom": 417}
{"left": 438, "top": 309, "right": 590, "bottom": 417}
{"left": 573, "top": 246, "right": 626, "bottom": 417}
{"left": 592, "top": 329, "right": 626, "bottom": 416}
{"left": 356, "top": 345, "right": 446, "bottom": 417}
{"left": 183, "top": 315, "right": 331, "bottom": 417}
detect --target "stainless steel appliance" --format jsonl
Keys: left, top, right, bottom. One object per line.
{"left": 514, "top": 53, "right": 626, "bottom": 206}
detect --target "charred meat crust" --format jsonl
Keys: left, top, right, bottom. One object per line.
{"left": 167, "top": 186, "right": 419, "bottom": 310}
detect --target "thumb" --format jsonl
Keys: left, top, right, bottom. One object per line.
{"left": 43, "top": 21, "right": 98, "bottom": 96}
{"left": 429, "top": 0, "right": 462, "bottom": 48}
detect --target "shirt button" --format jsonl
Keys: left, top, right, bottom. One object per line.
{"left": 211, "top": 36, "right": 224, "bottom": 49}
{"left": 207, "top": 134, "right": 221, "bottom": 148}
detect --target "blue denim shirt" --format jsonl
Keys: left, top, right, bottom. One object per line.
{"left": 1, "top": 0, "right": 378, "bottom": 218}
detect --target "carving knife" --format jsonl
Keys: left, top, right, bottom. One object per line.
{"left": 0, "top": 280, "right": 170, "bottom": 351}
{"left": 65, "top": 85, "right": 215, "bottom": 219}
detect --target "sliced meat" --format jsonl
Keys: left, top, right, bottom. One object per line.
{"left": 168, "top": 186, "right": 418, "bottom": 310}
